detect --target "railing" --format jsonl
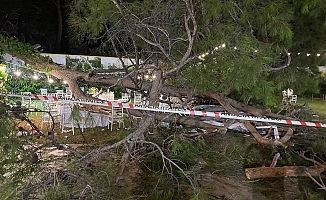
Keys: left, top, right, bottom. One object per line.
{"left": 311, "top": 94, "right": 325, "bottom": 102}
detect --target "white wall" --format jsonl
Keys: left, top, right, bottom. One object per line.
{"left": 3, "top": 53, "right": 135, "bottom": 70}
{"left": 41, "top": 53, "right": 133, "bottom": 69}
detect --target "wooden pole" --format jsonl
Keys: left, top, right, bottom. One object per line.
{"left": 245, "top": 166, "right": 325, "bottom": 179}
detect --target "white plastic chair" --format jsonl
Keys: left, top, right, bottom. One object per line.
{"left": 134, "top": 92, "right": 143, "bottom": 105}
{"left": 41, "top": 101, "right": 60, "bottom": 129}
{"left": 21, "top": 92, "right": 34, "bottom": 109}
{"left": 56, "top": 90, "right": 65, "bottom": 98}
{"left": 290, "top": 95, "right": 297, "bottom": 104}
{"left": 282, "top": 90, "right": 288, "bottom": 103}
{"left": 40, "top": 88, "right": 47, "bottom": 96}
{"left": 118, "top": 93, "right": 130, "bottom": 103}
{"left": 108, "top": 92, "right": 115, "bottom": 101}
{"left": 108, "top": 107, "right": 124, "bottom": 131}
{"left": 59, "top": 102, "right": 75, "bottom": 135}
{"left": 65, "top": 92, "right": 73, "bottom": 99}
{"left": 287, "top": 88, "right": 293, "bottom": 96}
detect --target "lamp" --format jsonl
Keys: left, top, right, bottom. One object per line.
{"left": 32, "top": 74, "right": 39, "bottom": 80}
{"left": 48, "top": 78, "right": 54, "bottom": 84}
{"left": 14, "top": 70, "right": 22, "bottom": 77}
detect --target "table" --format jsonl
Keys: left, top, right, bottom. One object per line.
{"left": 53, "top": 102, "right": 110, "bottom": 133}
{"left": 79, "top": 111, "right": 109, "bottom": 128}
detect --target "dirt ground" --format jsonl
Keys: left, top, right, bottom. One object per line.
{"left": 15, "top": 114, "right": 323, "bottom": 199}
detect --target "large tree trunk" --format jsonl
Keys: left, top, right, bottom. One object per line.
{"left": 115, "top": 70, "right": 164, "bottom": 183}
{"left": 245, "top": 165, "right": 326, "bottom": 179}
{"left": 2, "top": 51, "right": 299, "bottom": 145}
{"left": 210, "top": 93, "right": 294, "bottom": 147}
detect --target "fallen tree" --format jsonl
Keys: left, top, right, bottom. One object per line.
{"left": 1, "top": 1, "right": 326, "bottom": 198}
{"left": 246, "top": 151, "right": 326, "bottom": 180}
{"left": 245, "top": 165, "right": 326, "bottom": 180}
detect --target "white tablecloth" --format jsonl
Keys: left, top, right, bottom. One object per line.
{"left": 54, "top": 102, "right": 109, "bottom": 128}
{"left": 80, "top": 111, "right": 108, "bottom": 128}
{"left": 98, "top": 92, "right": 114, "bottom": 101}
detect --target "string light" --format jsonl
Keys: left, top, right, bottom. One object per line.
{"left": 197, "top": 43, "right": 324, "bottom": 61}
{"left": 32, "top": 74, "right": 39, "bottom": 80}
{"left": 14, "top": 70, "right": 22, "bottom": 77}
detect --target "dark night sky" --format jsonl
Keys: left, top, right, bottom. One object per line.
{"left": 0, "top": 0, "right": 69, "bottom": 53}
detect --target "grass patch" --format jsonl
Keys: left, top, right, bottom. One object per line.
{"left": 297, "top": 98, "right": 326, "bottom": 117}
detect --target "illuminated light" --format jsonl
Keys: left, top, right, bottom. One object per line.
{"left": 14, "top": 71, "right": 22, "bottom": 76}
{"left": 234, "top": 46, "right": 237, "bottom": 50}
{"left": 137, "top": 76, "right": 141, "bottom": 80}
{"left": 214, "top": 47, "right": 219, "bottom": 50}
{"left": 254, "top": 50, "right": 258, "bottom": 52}
{"left": 307, "top": 53, "right": 311, "bottom": 56}
{"left": 205, "top": 52, "right": 209, "bottom": 55}
{"left": 152, "top": 74, "right": 156, "bottom": 79}
{"left": 32, "top": 74, "right": 39, "bottom": 80}
{"left": 63, "top": 80, "right": 67, "bottom": 84}
{"left": 297, "top": 53, "right": 301, "bottom": 55}
{"left": 201, "top": 54, "right": 206, "bottom": 57}
{"left": 48, "top": 78, "right": 54, "bottom": 84}
{"left": 287, "top": 53, "right": 291, "bottom": 55}
{"left": 221, "top": 43, "right": 226, "bottom": 48}
{"left": 144, "top": 75, "right": 149, "bottom": 79}
{"left": 317, "top": 54, "right": 321, "bottom": 57}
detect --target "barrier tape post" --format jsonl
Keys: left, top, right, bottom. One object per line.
{"left": 3, "top": 92, "right": 326, "bottom": 128}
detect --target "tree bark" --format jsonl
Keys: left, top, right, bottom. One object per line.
{"left": 245, "top": 165, "right": 326, "bottom": 179}
{"left": 115, "top": 70, "right": 163, "bottom": 183}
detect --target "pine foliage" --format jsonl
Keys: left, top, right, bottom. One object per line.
{"left": 66, "top": 0, "right": 326, "bottom": 106}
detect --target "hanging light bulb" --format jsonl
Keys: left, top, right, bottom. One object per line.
{"left": 63, "top": 80, "right": 67, "bottom": 84}
{"left": 48, "top": 78, "right": 54, "bottom": 84}
{"left": 14, "top": 70, "right": 22, "bottom": 76}
{"left": 32, "top": 74, "right": 39, "bottom": 80}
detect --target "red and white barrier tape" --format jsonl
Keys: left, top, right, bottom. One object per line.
{"left": 4, "top": 92, "right": 326, "bottom": 128}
